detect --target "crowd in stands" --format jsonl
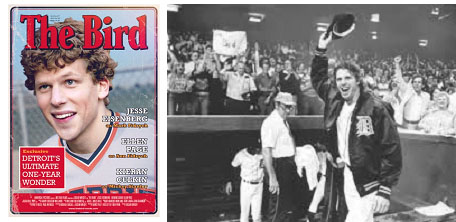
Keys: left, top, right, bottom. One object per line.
{"left": 167, "top": 31, "right": 456, "bottom": 136}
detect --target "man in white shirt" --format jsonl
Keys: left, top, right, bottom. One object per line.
{"left": 397, "top": 73, "right": 430, "bottom": 130}
{"left": 261, "top": 92, "right": 308, "bottom": 221}
{"left": 221, "top": 61, "right": 257, "bottom": 115}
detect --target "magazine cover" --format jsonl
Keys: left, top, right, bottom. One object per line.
{"left": 10, "top": 6, "right": 157, "bottom": 214}
{"left": 167, "top": 4, "right": 456, "bottom": 222}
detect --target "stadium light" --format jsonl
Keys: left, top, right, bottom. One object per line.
{"left": 249, "top": 17, "right": 262, "bottom": 23}
{"left": 370, "top": 31, "right": 378, "bottom": 40}
{"left": 248, "top": 13, "right": 265, "bottom": 23}
{"left": 370, "top": 13, "right": 380, "bottom": 22}
{"left": 167, "top": 4, "right": 180, "bottom": 12}
{"left": 419, "top": 39, "right": 428, "bottom": 47}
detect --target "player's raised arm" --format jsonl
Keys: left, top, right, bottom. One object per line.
{"left": 310, "top": 32, "right": 333, "bottom": 103}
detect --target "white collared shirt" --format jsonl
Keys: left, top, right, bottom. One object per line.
{"left": 261, "top": 110, "right": 295, "bottom": 158}
{"left": 399, "top": 82, "right": 430, "bottom": 121}
{"left": 222, "top": 70, "right": 257, "bottom": 101}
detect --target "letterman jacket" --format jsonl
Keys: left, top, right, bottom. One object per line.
{"left": 311, "top": 50, "right": 402, "bottom": 200}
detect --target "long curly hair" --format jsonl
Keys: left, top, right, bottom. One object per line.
{"left": 20, "top": 17, "right": 118, "bottom": 105}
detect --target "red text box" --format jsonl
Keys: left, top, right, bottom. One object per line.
{"left": 11, "top": 193, "right": 156, "bottom": 213}
{"left": 20, "top": 147, "right": 65, "bottom": 189}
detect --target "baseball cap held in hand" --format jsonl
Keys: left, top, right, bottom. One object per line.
{"left": 325, "top": 13, "right": 356, "bottom": 40}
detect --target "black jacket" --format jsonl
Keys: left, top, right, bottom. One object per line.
{"left": 311, "top": 53, "right": 402, "bottom": 199}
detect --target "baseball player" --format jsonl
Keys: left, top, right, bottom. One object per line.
{"left": 232, "top": 145, "right": 264, "bottom": 222}
{"left": 20, "top": 18, "right": 155, "bottom": 193}
{"left": 311, "top": 18, "right": 402, "bottom": 221}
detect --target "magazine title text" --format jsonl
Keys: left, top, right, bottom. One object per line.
{"left": 20, "top": 15, "right": 148, "bottom": 50}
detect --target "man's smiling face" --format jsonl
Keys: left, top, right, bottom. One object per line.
{"left": 412, "top": 76, "right": 423, "bottom": 93}
{"left": 335, "top": 68, "right": 360, "bottom": 104}
{"left": 35, "top": 59, "right": 107, "bottom": 142}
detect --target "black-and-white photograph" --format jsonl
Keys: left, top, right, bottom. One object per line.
{"left": 167, "top": 4, "right": 456, "bottom": 222}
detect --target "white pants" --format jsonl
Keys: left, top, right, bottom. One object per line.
{"left": 344, "top": 166, "right": 376, "bottom": 222}
{"left": 240, "top": 181, "right": 263, "bottom": 222}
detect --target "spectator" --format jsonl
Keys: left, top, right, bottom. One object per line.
{"left": 418, "top": 91, "right": 456, "bottom": 136}
{"left": 185, "top": 51, "right": 201, "bottom": 76}
{"left": 426, "top": 88, "right": 442, "bottom": 114}
{"left": 269, "top": 57, "right": 278, "bottom": 74}
{"left": 449, "top": 87, "right": 456, "bottom": 114}
{"left": 296, "top": 63, "right": 325, "bottom": 115}
{"left": 377, "top": 74, "right": 390, "bottom": 99}
{"left": 383, "top": 80, "right": 401, "bottom": 124}
{"left": 167, "top": 30, "right": 456, "bottom": 126}
{"left": 252, "top": 41, "right": 262, "bottom": 76}
{"left": 278, "top": 59, "right": 300, "bottom": 115}
{"left": 221, "top": 61, "right": 258, "bottom": 115}
{"left": 168, "top": 61, "right": 193, "bottom": 115}
{"left": 396, "top": 60, "right": 430, "bottom": 129}
{"left": 254, "top": 61, "right": 278, "bottom": 115}
{"left": 190, "top": 63, "right": 212, "bottom": 115}
{"left": 168, "top": 43, "right": 178, "bottom": 74}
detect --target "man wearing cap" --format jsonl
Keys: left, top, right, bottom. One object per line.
{"left": 311, "top": 20, "right": 402, "bottom": 222}
{"left": 261, "top": 92, "right": 307, "bottom": 221}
